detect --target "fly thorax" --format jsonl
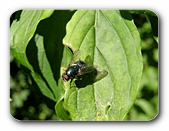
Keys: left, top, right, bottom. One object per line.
{"left": 66, "top": 65, "right": 79, "bottom": 78}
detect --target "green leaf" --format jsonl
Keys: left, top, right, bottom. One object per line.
{"left": 24, "top": 10, "right": 75, "bottom": 117}
{"left": 31, "top": 72, "right": 56, "bottom": 101}
{"left": 128, "top": 10, "right": 158, "bottom": 38}
{"left": 30, "top": 34, "right": 58, "bottom": 101}
{"left": 62, "top": 10, "right": 143, "bottom": 120}
{"left": 10, "top": 10, "right": 54, "bottom": 71}
{"left": 128, "top": 10, "right": 157, "bottom": 17}
{"left": 128, "top": 10, "right": 146, "bottom": 14}
{"left": 10, "top": 10, "right": 75, "bottom": 104}
{"left": 146, "top": 12, "right": 158, "bottom": 37}
{"left": 55, "top": 98, "right": 71, "bottom": 120}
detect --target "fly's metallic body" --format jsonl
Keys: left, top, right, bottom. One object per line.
{"left": 62, "top": 50, "right": 108, "bottom": 82}
{"left": 62, "top": 60, "right": 94, "bottom": 81}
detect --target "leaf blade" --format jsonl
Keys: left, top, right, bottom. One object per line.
{"left": 63, "top": 10, "right": 143, "bottom": 120}
{"left": 10, "top": 10, "right": 54, "bottom": 71}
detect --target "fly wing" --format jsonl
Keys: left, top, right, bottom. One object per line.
{"left": 78, "top": 66, "right": 108, "bottom": 82}
{"left": 94, "top": 70, "right": 108, "bottom": 82}
{"left": 77, "top": 65, "right": 96, "bottom": 76}
{"left": 80, "top": 54, "right": 108, "bottom": 82}
{"left": 69, "top": 50, "right": 80, "bottom": 66}
{"left": 85, "top": 55, "right": 93, "bottom": 66}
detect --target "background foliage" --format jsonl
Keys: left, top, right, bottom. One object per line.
{"left": 10, "top": 10, "right": 158, "bottom": 120}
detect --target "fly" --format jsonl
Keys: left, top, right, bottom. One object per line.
{"left": 62, "top": 50, "right": 108, "bottom": 82}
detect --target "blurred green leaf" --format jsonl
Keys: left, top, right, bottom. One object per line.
{"left": 62, "top": 10, "right": 143, "bottom": 120}
{"left": 138, "top": 22, "right": 154, "bottom": 50}
{"left": 135, "top": 99, "right": 157, "bottom": 120}
{"left": 128, "top": 10, "right": 157, "bottom": 17}
{"left": 153, "top": 49, "right": 158, "bottom": 62}
{"left": 128, "top": 10, "right": 145, "bottom": 14}
{"left": 10, "top": 51, "right": 15, "bottom": 62}
{"left": 141, "top": 66, "right": 158, "bottom": 92}
{"left": 129, "top": 10, "right": 158, "bottom": 41}
{"left": 12, "top": 90, "right": 30, "bottom": 108}
{"left": 145, "top": 10, "right": 157, "bottom": 17}
{"left": 10, "top": 71, "right": 30, "bottom": 114}
{"left": 146, "top": 13, "right": 158, "bottom": 37}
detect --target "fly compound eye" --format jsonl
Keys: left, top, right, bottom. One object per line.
{"left": 62, "top": 73, "right": 69, "bottom": 82}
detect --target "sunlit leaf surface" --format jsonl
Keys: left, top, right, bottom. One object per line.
{"left": 62, "top": 10, "right": 143, "bottom": 120}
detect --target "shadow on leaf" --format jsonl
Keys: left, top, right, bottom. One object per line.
{"left": 74, "top": 69, "right": 108, "bottom": 88}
